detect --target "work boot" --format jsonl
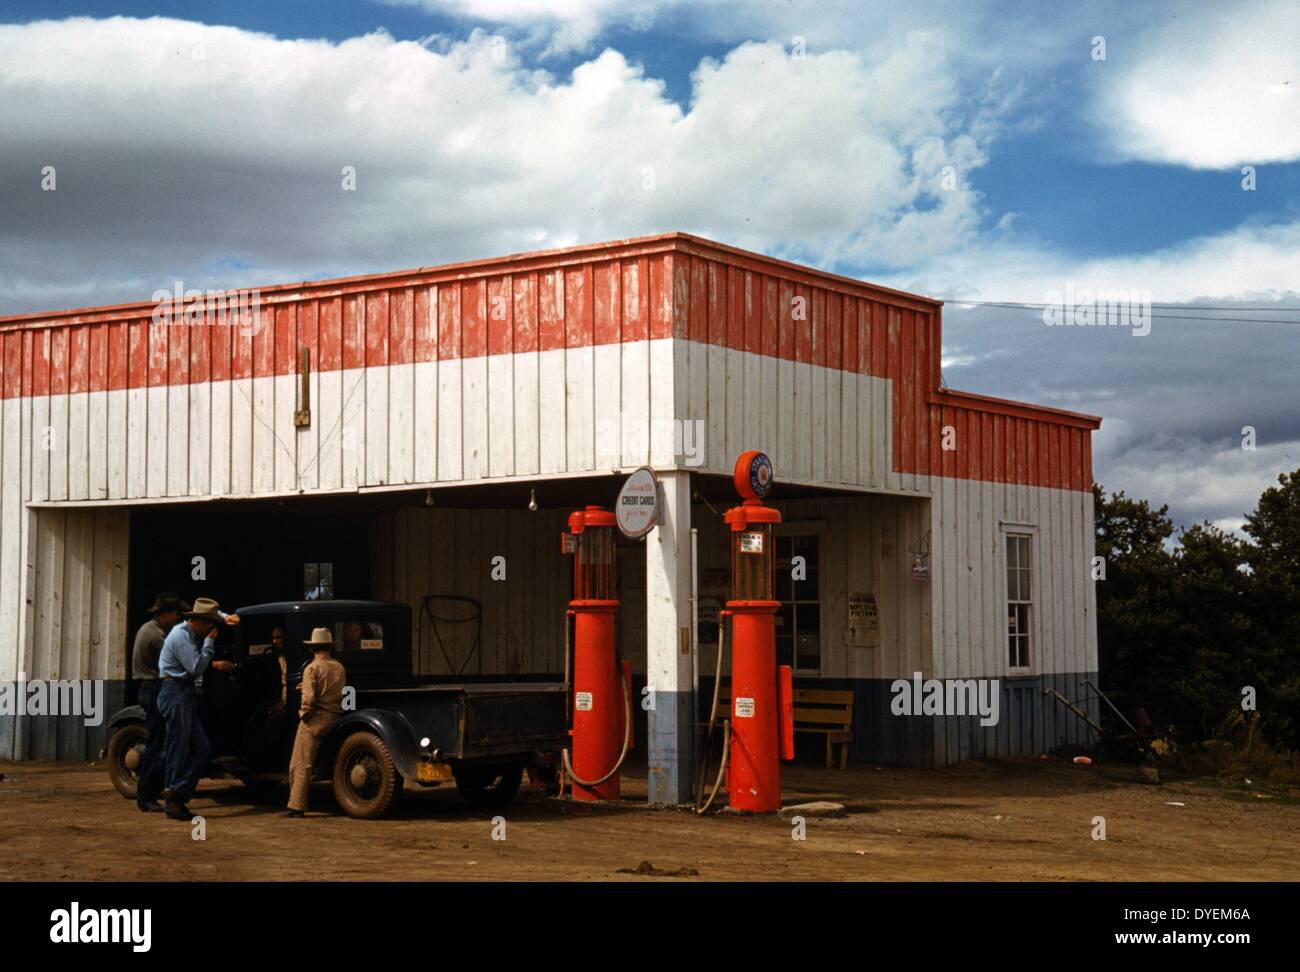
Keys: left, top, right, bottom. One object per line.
{"left": 280, "top": 808, "right": 305, "bottom": 818}
{"left": 165, "top": 799, "right": 193, "bottom": 821}
{"left": 137, "top": 798, "right": 163, "bottom": 813}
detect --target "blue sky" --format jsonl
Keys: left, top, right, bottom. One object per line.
{"left": 10, "top": 0, "right": 1297, "bottom": 260}
{"left": 1, "top": 1, "right": 1298, "bottom": 531}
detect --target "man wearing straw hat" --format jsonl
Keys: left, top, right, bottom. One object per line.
{"left": 283, "top": 627, "right": 347, "bottom": 817}
{"left": 156, "top": 597, "right": 238, "bottom": 821}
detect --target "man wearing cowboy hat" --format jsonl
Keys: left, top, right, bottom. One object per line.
{"left": 156, "top": 597, "right": 239, "bottom": 821}
{"left": 283, "top": 627, "right": 347, "bottom": 817}
{"left": 130, "top": 592, "right": 190, "bottom": 812}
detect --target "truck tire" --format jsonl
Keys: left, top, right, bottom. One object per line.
{"left": 332, "top": 732, "right": 402, "bottom": 819}
{"left": 453, "top": 763, "right": 523, "bottom": 809}
{"left": 107, "top": 722, "right": 147, "bottom": 800}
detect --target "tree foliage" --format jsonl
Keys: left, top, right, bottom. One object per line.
{"left": 1094, "top": 471, "right": 1300, "bottom": 748}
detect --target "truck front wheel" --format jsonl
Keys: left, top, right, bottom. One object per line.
{"left": 332, "top": 732, "right": 402, "bottom": 819}
{"left": 452, "top": 763, "right": 523, "bottom": 809}
{"left": 106, "top": 722, "right": 147, "bottom": 799}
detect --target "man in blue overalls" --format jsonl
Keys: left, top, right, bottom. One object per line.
{"left": 156, "top": 597, "right": 238, "bottom": 821}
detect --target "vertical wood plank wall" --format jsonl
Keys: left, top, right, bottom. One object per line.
{"left": 0, "top": 235, "right": 1099, "bottom": 763}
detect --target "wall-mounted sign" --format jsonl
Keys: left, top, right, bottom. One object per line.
{"left": 848, "top": 592, "right": 879, "bottom": 649}
{"left": 616, "top": 467, "right": 660, "bottom": 539}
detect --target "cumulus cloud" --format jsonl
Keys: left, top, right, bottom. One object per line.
{"left": 2, "top": 11, "right": 1296, "bottom": 534}
{"left": 380, "top": 0, "right": 689, "bottom": 55}
{"left": 894, "top": 218, "right": 1300, "bottom": 304}
{"left": 1090, "top": 0, "right": 1300, "bottom": 168}
{"left": 0, "top": 16, "right": 996, "bottom": 316}
{"left": 919, "top": 218, "right": 1300, "bottom": 535}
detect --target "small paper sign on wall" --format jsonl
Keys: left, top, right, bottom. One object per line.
{"left": 848, "top": 592, "right": 879, "bottom": 649}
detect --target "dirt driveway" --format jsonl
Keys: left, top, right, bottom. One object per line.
{"left": 0, "top": 756, "right": 1294, "bottom": 881}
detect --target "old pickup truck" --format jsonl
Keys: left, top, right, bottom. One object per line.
{"left": 105, "top": 600, "right": 567, "bottom": 818}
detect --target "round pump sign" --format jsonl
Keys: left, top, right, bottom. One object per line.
{"left": 733, "top": 450, "right": 774, "bottom": 500}
{"left": 616, "top": 467, "right": 660, "bottom": 538}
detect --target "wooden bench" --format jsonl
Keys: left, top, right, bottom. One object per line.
{"left": 794, "top": 688, "right": 854, "bottom": 769}
{"left": 699, "top": 685, "right": 855, "bottom": 769}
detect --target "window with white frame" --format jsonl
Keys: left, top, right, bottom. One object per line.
{"left": 1005, "top": 533, "right": 1032, "bottom": 669}
{"left": 775, "top": 527, "right": 821, "bottom": 674}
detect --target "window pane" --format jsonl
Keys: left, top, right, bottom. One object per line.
{"left": 798, "top": 601, "right": 821, "bottom": 635}
{"left": 800, "top": 565, "right": 819, "bottom": 600}
{"left": 775, "top": 602, "right": 793, "bottom": 633}
{"left": 775, "top": 634, "right": 795, "bottom": 669}
{"left": 776, "top": 565, "right": 792, "bottom": 602}
{"left": 796, "top": 634, "right": 820, "bottom": 671}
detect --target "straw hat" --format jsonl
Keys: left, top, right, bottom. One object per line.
{"left": 304, "top": 627, "right": 334, "bottom": 649}
{"left": 185, "top": 597, "right": 223, "bottom": 623}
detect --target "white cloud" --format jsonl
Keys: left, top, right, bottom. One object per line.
{"left": 892, "top": 218, "right": 1300, "bottom": 305}
{"left": 1098, "top": 436, "right": 1299, "bottom": 533}
{"left": 381, "top": 0, "right": 698, "bottom": 55}
{"left": 0, "top": 16, "right": 997, "bottom": 314}
{"left": 1091, "top": 0, "right": 1300, "bottom": 168}
{"left": 390, "top": 0, "right": 1300, "bottom": 172}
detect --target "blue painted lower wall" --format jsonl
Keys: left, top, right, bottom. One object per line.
{"left": 5, "top": 673, "right": 1101, "bottom": 770}
{"left": 695, "top": 672, "right": 1102, "bottom": 768}
{"left": 0, "top": 679, "right": 130, "bottom": 762}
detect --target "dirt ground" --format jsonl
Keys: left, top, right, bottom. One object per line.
{"left": 1, "top": 756, "right": 1295, "bottom": 881}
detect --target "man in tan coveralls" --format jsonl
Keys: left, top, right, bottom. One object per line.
{"left": 282, "top": 627, "right": 347, "bottom": 817}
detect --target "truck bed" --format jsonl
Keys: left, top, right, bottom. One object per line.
{"left": 353, "top": 679, "right": 568, "bottom": 761}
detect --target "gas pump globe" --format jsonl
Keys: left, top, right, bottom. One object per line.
{"left": 720, "top": 451, "right": 795, "bottom": 813}
{"left": 562, "top": 506, "right": 630, "bottom": 801}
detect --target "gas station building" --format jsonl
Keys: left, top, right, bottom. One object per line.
{"left": 0, "top": 233, "right": 1101, "bottom": 803}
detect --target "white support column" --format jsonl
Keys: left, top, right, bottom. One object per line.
{"left": 645, "top": 469, "right": 694, "bottom": 804}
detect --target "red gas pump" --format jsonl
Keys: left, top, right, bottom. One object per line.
{"left": 562, "top": 505, "right": 632, "bottom": 801}
{"left": 699, "top": 452, "right": 795, "bottom": 813}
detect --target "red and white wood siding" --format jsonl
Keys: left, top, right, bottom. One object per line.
{"left": 0, "top": 233, "right": 1101, "bottom": 734}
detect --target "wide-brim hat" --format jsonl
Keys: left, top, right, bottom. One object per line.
{"left": 148, "top": 592, "right": 192, "bottom": 615}
{"left": 304, "top": 627, "right": 334, "bottom": 648}
{"left": 185, "top": 597, "right": 224, "bottom": 624}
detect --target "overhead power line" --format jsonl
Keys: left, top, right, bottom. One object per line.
{"left": 943, "top": 298, "right": 1300, "bottom": 325}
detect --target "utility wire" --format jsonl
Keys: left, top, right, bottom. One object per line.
{"left": 943, "top": 298, "right": 1300, "bottom": 325}
{"left": 948, "top": 299, "right": 1300, "bottom": 312}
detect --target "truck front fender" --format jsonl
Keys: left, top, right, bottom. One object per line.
{"left": 317, "top": 709, "right": 423, "bottom": 782}
{"left": 107, "top": 705, "right": 146, "bottom": 730}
